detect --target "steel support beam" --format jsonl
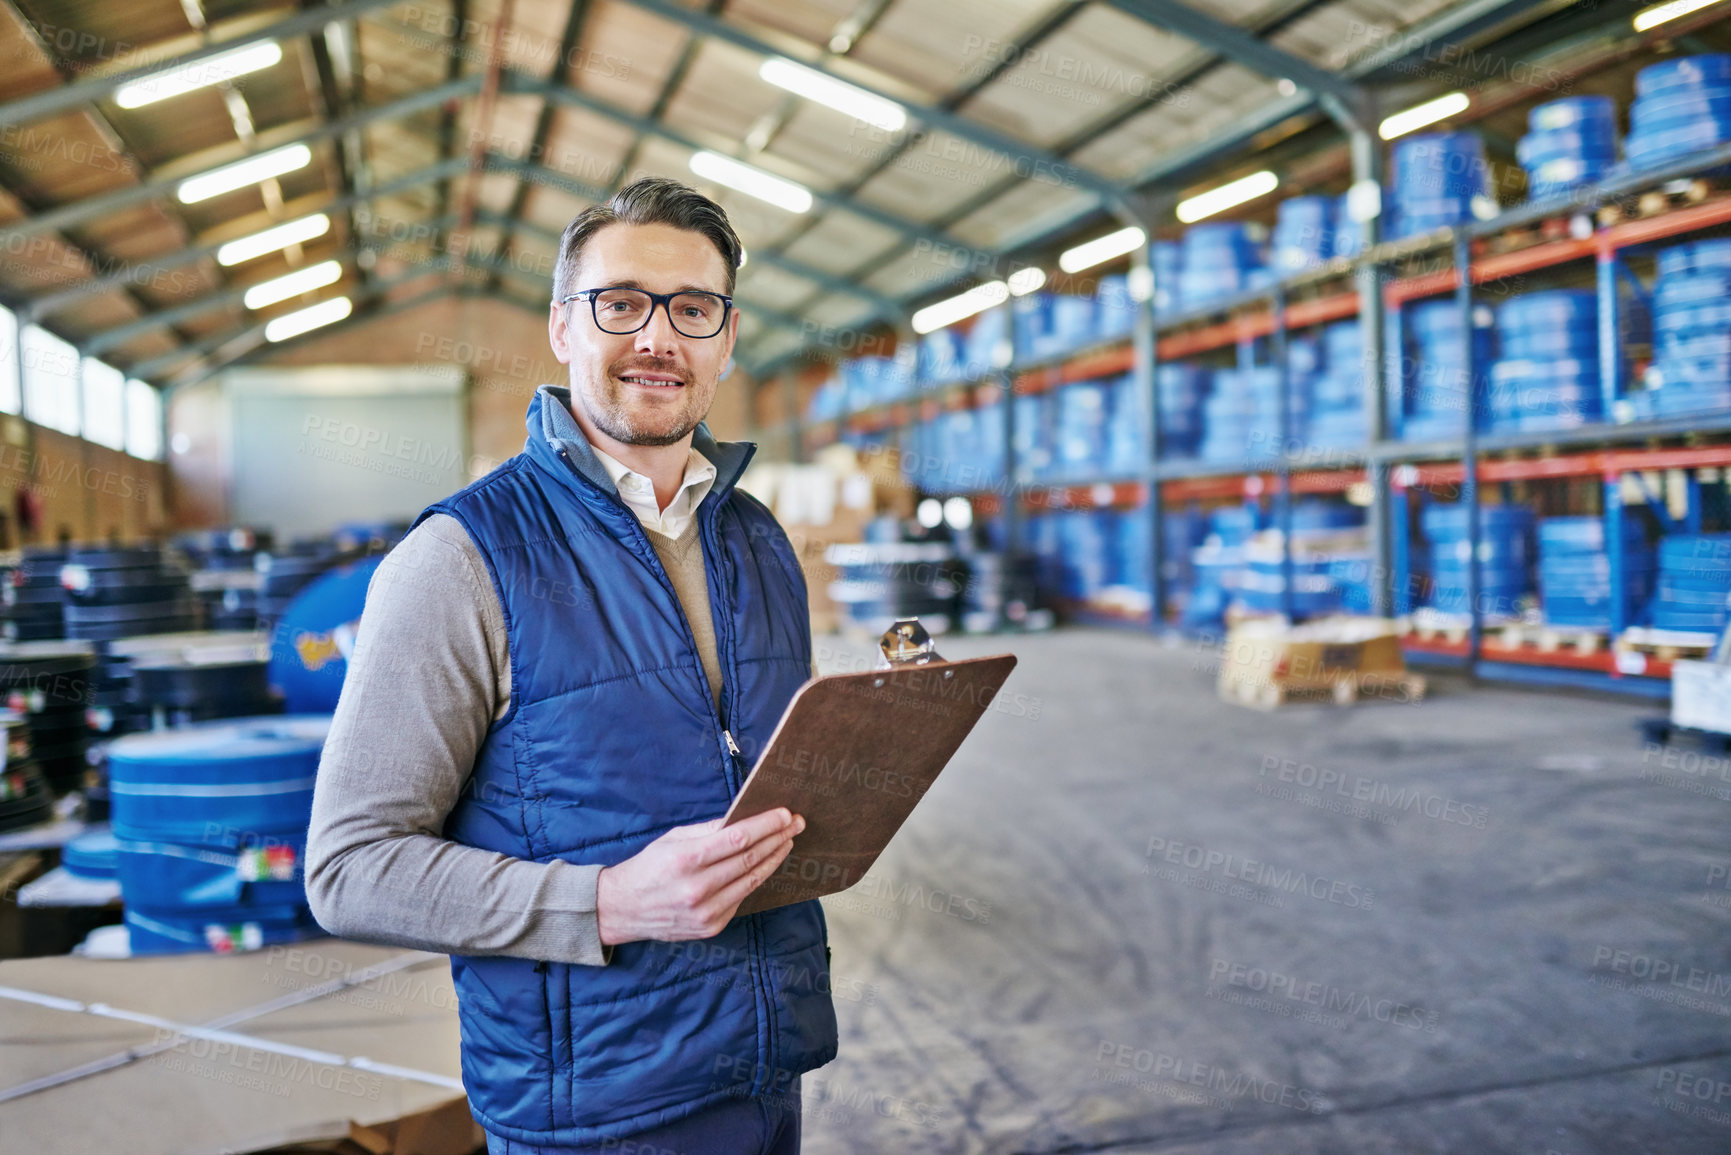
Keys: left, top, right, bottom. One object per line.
{"left": 1105, "top": 0, "right": 1359, "bottom": 104}
{"left": 0, "top": 0, "right": 405, "bottom": 126}
{"left": 20, "top": 157, "right": 468, "bottom": 321}
{"left": 0, "top": 76, "right": 482, "bottom": 244}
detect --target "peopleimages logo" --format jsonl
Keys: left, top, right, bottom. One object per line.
{"left": 1143, "top": 835, "right": 1375, "bottom": 910}
{"left": 1257, "top": 756, "right": 1490, "bottom": 829}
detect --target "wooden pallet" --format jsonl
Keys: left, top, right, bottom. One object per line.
{"left": 1597, "top": 177, "right": 1728, "bottom": 226}
{"left": 1616, "top": 627, "right": 1720, "bottom": 663}
{"left": 1218, "top": 670, "right": 1428, "bottom": 711}
{"left": 1484, "top": 622, "right": 1608, "bottom": 654}
{"left": 1482, "top": 212, "right": 1591, "bottom": 255}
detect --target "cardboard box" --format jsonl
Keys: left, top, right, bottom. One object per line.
{"left": 1219, "top": 616, "right": 1407, "bottom": 692}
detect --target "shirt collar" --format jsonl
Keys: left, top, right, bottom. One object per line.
{"left": 589, "top": 443, "right": 717, "bottom": 508}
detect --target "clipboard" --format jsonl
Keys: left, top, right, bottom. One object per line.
{"left": 722, "top": 622, "right": 1017, "bottom": 915}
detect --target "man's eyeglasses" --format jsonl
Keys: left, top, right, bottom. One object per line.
{"left": 558, "top": 287, "right": 733, "bottom": 339}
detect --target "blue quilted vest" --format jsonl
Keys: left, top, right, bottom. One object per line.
{"left": 416, "top": 386, "right": 837, "bottom": 1145}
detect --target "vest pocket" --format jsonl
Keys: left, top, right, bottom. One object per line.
{"left": 542, "top": 960, "right": 572, "bottom": 1127}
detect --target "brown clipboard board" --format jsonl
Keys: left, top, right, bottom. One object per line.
{"left": 721, "top": 651, "right": 1018, "bottom": 915}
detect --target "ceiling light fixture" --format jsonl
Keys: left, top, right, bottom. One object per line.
{"left": 758, "top": 57, "right": 907, "bottom": 131}
{"left": 1378, "top": 91, "right": 1471, "bottom": 140}
{"left": 1176, "top": 170, "right": 1279, "bottom": 224}
{"left": 243, "top": 259, "right": 343, "bottom": 309}
{"left": 1633, "top": 0, "right": 1724, "bottom": 30}
{"left": 216, "top": 213, "right": 331, "bottom": 266}
{"left": 1007, "top": 267, "right": 1046, "bottom": 296}
{"left": 1059, "top": 225, "right": 1147, "bottom": 273}
{"left": 264, "top": 296, "right": 352, "bottom": 342}
{"left": 911, "top": 281, "right": 1009, "bottom": 334}
{"left": 115, "top": 41, "right": 283, "bottom": 109}
{"left": 688, "top": 150, "right": 814, "bottom": 214}
{"left": 177, "top": 144, "right": 312, "bottom": 204}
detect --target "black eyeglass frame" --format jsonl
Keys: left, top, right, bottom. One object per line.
{"left": 556, "top": 286, "right": 735, "bottom": 339}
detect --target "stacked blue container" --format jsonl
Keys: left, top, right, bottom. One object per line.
{"left": 109, "top": 717, "right": 331, "bottom": 954}
{"left": 1421, "top": 504, "right": 1533, "bottom": 617}
{"left": 1238, "top": 501, "right": 1367, "bottom": 619}
{"left": 1390, "top": 132, "right": 1492, "bottom": 239}
{"left": 1199, "top": 367, "right": 1284, "bottom": 462}
{"left": 1104, "top": 374, "right": 1147, "bottom": 475}
{"left": 1178, "top": 222, "right": 1264, "bottom": 308}
{"left": 1109, "top": 509, "right": 1151, "bottom": 596}
{"left": 1271, "top": 196, "right": 1337, "bottom": 275}
{"left": 1647, "top": 238, "right": 1731, "bottom": 416}
{"left": 1650, "top": 534, "right": 1731, "bottom": 633}
{"left": 963, "top": 306, "right": 1010, "bottom": 376}
{"left": 1095, "top": 274, "right": 1140, "bottom": 341}
{"left": 1518, "top": 97, "right": 1618, "bottom": 200}
{"left": 1153, "top": 241, "right": 1182, "bottom": 317}
{"left": 1054, "top": 381, "right": 1111, "bottom": 479}
{"left": 1182, "top": 506, "right": 1260, "bottom": 630}
{"left": 1487, "top": 290, "right": 1602, "bottom": 432}
{"left": 1403, "top": 298, "right": 1491, "bottom": 441}
{"left": 1056, "top": 511, "right": 1112, "bottom": 600}
{"left": 1308, "top": 320, "right": 1368, "bottom": 448}
{"left": 1014, "top": 393, "right": 1055, "bottom": 480}
{"left": 917, "top": 328, "right": 964, "bottom": 387}
{"left": 1537, "top": 516, "right": 1654, "bottom": 630}
{"left": 1626, "top": 55, "right": 1731, "bottom": 173}
{"left": 1013, "top": 293, "right": 1098, "bottom": 362}
{"left": 1157, "top": 364, "right": 1209, "bottom": 457}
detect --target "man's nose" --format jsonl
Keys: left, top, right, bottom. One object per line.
{"left": 634, "top": 302, "right": 681, "bottom": 356}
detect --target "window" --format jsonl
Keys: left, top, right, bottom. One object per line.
{"left": 0, "top": 305, "right": 18, "bottom": 414}
{"left": 81, "top": 359, "right": 126, "bottom": 450}
{"left": 125, "top": 379, "right": 162, "bottom": 461}
{"left": 21, "top": 324, "right": 80, "bottom": 435}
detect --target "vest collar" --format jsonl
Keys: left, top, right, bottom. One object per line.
{"left": 524, "top": 384, "right": 755, "bottom": 511}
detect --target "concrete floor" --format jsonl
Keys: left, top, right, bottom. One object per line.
{"left": 803, "top": 628, "right": 1731, "bottom": 1155}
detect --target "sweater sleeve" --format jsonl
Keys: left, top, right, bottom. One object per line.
{"left": 305, "top": 513, "right": 612, "bottom": 966}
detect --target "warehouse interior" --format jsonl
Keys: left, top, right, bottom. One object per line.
{"left": 2, "top": 0, "right": 1731, "bottom": 1151}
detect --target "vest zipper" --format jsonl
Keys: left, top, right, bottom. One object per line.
{"left": 724, "top": 729, "right": 741, "bottom": 756}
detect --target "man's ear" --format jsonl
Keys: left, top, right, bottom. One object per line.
{"left": 717, "top": 304, "right": 741, "bottom": 366}
{"left": 548, "top": 301, "right": 572, "bottom": 364}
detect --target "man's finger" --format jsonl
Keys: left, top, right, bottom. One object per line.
{"left": 708, "top": 836, "right": 798, "bottom": 913}
{"left": 684, "top": 808, "right": 794, "bottom": 868}
{"left": 699, "top": 818, "right": 802, "bottom": 888}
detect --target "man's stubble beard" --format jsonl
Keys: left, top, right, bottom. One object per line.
{"left": 571, "top": 360, "right": 714, "bottom": 448}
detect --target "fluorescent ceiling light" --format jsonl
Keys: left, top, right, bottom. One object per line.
{"left": 1176, "top": 170, "right": 1279, "bottom": 224}
{"left": 178, "top": 144, "right": 312, "bottom": 204}
{"left": 216, "top": 214, "right": 331, "bottom": 266}
{"left": 1007, "top": 267, "right": 1046, "bottom": 296}
{"left": 115, "top": 41, "right": 283, "bottom": 109}
{"left": 1633, "top": 0, "right": 1723, "bottom": 30}
{"left": 912, "top": 281, "right": 1008, "bottom": 334}
{"left": 244, "top": 259, "right": 343, "bottom": 309}
{"left": 1378, "top": 91, "right": 1471, "bottom": 140}
{"left": 1059, "top": 226, "right": 1146, "bottom": 274}
{"left": 758, "top": 57, "right": 907, "bottom": 131}
{"left": 265, "top": 296, "right": 352, "bottom": 342}
{"left": 689, "top": 151, "right": 813, "bottom": 214}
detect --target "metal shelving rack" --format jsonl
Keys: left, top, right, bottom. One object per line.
{"left": 790, "top": 136, "right": 1731, "bottom": 697}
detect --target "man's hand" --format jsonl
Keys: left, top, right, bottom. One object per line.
{"left": 596, "top": 808, "right": 805, "bottom": 946}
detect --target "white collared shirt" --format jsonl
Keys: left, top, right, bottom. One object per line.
{"left": 590, "top": 444, "right": 717, "bottom": 539}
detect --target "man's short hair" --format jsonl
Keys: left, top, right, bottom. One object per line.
{"left": 552, "top": 177, "right": 743, "bottom": 302}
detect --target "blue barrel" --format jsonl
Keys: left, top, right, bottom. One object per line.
{"left": 62, "top": 826, "right": 118, "bottom": 881}
{"left": 1626, "top": 56, "right": 1731, "bottom": 171}
{"left": 108, "top": 715, "right": 329, "bottom": 843}
{"left": 1271, "top": 195, "right": 1336, "bottom": 274}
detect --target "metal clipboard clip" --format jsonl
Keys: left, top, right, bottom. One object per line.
{"left": 877, "top": 617, "right": 944, "bottom": 668}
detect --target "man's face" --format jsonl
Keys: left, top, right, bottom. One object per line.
{"left": 548, "top": 221, "right": 739, "bottom": 449}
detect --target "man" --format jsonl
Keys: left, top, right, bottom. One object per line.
{"left": 306, "top": 177, "right": 838, "bottom": 1155}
